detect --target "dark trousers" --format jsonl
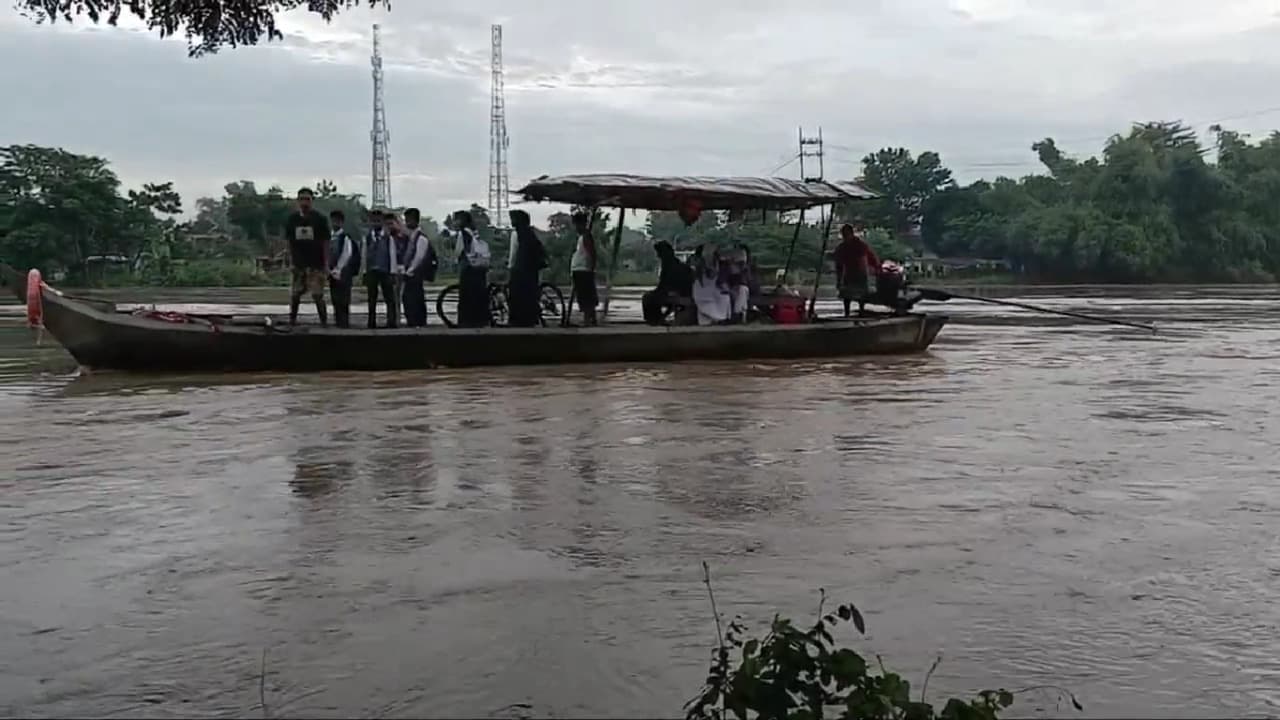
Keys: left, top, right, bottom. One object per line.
{"left": 572, "top": 271, "right": 598, "bottom": 325}
{"left": 642, "top": 289, "right": 669, "bottom": 325}
{"left": 366, "top": 271, "right": 398, "bottom": 329}
{"left": 329, "top": 277, "right": 353, "bottom": 328}
{"left": 402, "top": 275, "right": 427, "bottom": 327}
{"left": 458, "top": 266, "right": 490, "bottom": 328}
{"left": 508, "top": 269, "right": 541, "bottom": 327}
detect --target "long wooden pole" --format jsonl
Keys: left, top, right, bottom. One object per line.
{"left": 779, "top": 208, "right": 806, "bottom": 286}
{"left": 601, "top": 207, "right": 626, "bottom": 321}
{"left": 920, "top": 288, "right": 1157, "bottom": 332}
{"left": 806, "top": 206, "right": 837, "bottom": 319}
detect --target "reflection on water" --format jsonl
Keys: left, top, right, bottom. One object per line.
{"left": 2, "top": 289, "right": 1280, "bottom": 717}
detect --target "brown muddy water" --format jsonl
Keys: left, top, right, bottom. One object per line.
{"left": 2, "top": 286, "right": 1280, "bottom": 718}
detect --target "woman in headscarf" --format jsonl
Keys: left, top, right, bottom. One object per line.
{"left": 642, "top": 240, "right": 694, "bottom": 325}
{"left": 450, "top": 210, "right": 491, "bottom": 327}
{"left": 507, "top": 209, "right": 547, "bottom": 327}
{"left": 691, "top": 244, "right": 732, "bottom": 325}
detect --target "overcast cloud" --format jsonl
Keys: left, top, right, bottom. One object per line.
{"left": 1, "top": 0, "right": 1278, "bottom": 223}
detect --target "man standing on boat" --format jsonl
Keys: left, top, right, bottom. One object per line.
{"left": 400, "top": 207, "right": 437, "bottom": 327}
{"left": 831, "top": 223, "right": 879, "bottom": 317}
{"left": 327, "top": 209, "right": 361, "bottom": 328}
{"left": 284, "top": 187, "right": 331, "bottom": 326}
{"left": 450, "top": 210, "right": 490, "bottom": 327}
{"left": 570, "top": 211, "right": 599, "bottom": 326}
{"left": 363, "top": 207, "right": 401, "bottom": 329}
{"left": 507, "top": 209, "right": 546, "bottom": 327}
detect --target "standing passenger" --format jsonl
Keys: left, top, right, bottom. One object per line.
{"left": 831, "top": 223, "right": 879, "bottom": 317}
{"left": 569, "top": 211, "right": 599, "bottom": 326}
{"left": 327, "top": 210, "right": 361, "bottom": 328}
{"left": 283, "top": 187, "right": 330, "bottom": 326}
{"left": 507, "top": 209, "right": 546, "bottom": 327}
{"left": 387, "top": 212, "right": 410, "bottom": 324}
{"left": 400, "top": 207, "right": 436, "bottom": 327}
{"left": 364, "top": 208, "right": 401, "bottom": 328}
{"left": 452, "top": 210, "right": 491, "bottom": 327}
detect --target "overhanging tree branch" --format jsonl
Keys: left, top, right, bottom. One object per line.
{"left": 15, "top": 1, "right": 391, "bottom": 56}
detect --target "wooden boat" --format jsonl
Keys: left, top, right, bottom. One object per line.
{"left": 1, "top": 174, "right": 948, "bottom": 373}
{"left": 1, "top": 264, "right": 943, "bottom": 372}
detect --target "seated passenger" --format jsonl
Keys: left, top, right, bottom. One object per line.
{"left": 642, "top": 240, "right": 694, "bottom": 325}
{"left": 721, "top": 244, "right": 753, "bottom": 323}
{"left": 691, "top": 247, "right": 732, "bottom": 325}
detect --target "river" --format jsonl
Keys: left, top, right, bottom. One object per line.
{"left": 2, "top": 286, "right": 1279, "bottom": 718}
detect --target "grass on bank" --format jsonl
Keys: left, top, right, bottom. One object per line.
{"left": 684, "top": 563, "right": 1081, "bottom": 720}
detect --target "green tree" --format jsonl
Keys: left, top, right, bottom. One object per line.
{"left": 856, "top": 148, "right": 955, "bottom": 236}
{"left": 17, "top": 0, "right": 390, "bottom": 56}
{"left": 0, "top": 144, "right": 178, "bottom": 280}
{"left": 541, "top": 207, "right": 614, "bottom": 283}
{"left": 647, "top": 209, "right": 722, "bottom": 248}
{"left": 914, "top": 120, "right": 1280, "bottom": 282}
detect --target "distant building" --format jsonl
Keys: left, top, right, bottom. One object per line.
{"left": 907, "top": 256, "right": 1011, "bottom": 279}
{"left": 84, "top": 254, "right": 132, "bottom": 286}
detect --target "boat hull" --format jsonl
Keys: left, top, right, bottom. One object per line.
{"left": 4, "top": 266, "right": 947, "bottom": 373}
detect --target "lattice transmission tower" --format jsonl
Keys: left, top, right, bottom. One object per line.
{"left": 798, "top": 126, "right": 824, "bottom": 182}
{"left": 488, "top": 24, "right": 510, "bottom": 228}
{"left": 370, "top": 23, "right": 392, "bottom": 210}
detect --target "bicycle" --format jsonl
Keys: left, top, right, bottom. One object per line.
{"left": 435, "top": 280, "right": 566, "bottom": 329}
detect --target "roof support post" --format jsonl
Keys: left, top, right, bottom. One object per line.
{"left": 779, "top": 208, "right": 806, "bottom": 287}
{"left": 807, "top": 205, "right": 837, "bottom": 320}
{"left": 601, "top": 207, "right": 627, "bottom": 321}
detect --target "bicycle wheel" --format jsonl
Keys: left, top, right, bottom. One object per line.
{"left": 488, "top": 283, "right": 509, "bottom": 327}
{"left": 538, "top": 283, "right": 566, "bottom": 327}
{"left": 435, "top": 284, "right": 461, "bottom": 328}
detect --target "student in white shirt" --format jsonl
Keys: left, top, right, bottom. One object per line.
{"left": 400, "top": 207, "right": 437, "bottom": 327}
{"left": 569, "top": 211, "right": 599, "bottom": 326}
{"left": 326, "top": 209, "right": 361, "bottom": 328}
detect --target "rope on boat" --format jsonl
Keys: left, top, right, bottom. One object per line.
{"left": 132, "top": 309, "right": 222, "bottom": 333}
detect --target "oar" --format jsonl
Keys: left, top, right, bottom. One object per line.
{"left": 918, "top": 287, "right": 1156, "bottom": 332}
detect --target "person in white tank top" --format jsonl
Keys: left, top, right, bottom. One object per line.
{"left": 569, "top": 212, "right": 599, "bottom": 325}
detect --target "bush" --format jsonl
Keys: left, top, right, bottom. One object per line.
{"left": 686, "top": 564, "right": 1081, "bottom": 720}
{"left": 139, "top": 259, "right": 284, "bottom": 287}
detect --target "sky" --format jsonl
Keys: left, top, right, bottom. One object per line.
{"left": 2, "top": 0, "right": 1279, "bottom": 224}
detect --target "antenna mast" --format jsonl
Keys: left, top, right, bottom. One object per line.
{"left": 488, "top": 24, "right": 510, "bottom": 228}
{"left": 370, "top": 24, "right": 392, "bottom": 209}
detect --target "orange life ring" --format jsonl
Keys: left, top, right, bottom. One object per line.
{"left": 25, "top": 269, "right": 43, "bottom": 328}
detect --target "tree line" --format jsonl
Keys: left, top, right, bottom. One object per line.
{"left": 4, "top": 120, "right": 1280, "bottom": 287}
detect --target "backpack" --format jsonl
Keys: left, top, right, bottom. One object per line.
{"left": 413, "top": 228, "right": 439, "bottom": 281}
{"left": 461, "top": 229, "right": 490, "bottom": 269}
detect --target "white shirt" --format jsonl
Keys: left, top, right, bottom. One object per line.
{"left": 692, "top": 273, "right": 732, "bottom": 324}
{"left": 403, "top": 228, "right": 432, "bottom": 276}
{"left": 450, "top": 228, "right": 490, "bottom": 269}
{"left": 330, "top": 229, "right": 354, "bottom": 278}
{"left": 570, "top": 234, "right": 594, "bottom": 272}
{"left": 507, "top": 230, "right": 519, "bottom": 270}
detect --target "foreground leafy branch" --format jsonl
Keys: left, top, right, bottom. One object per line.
{"left": 687, "top": 563, "right": 1081, "bottom": 720}
{"left": 16, "top": 0, "right": 390, "bottom": 56}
